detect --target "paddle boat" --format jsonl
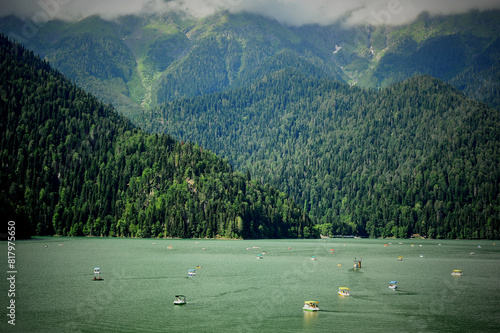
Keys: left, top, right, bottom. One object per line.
{"left": 451, "top": 269, "right": 463, "bottom": 276}
{"left": 92, "top": 267, "right": 103, "bottom": 281}
{"left": 311, "top": 256, "right": 317, "bottom": 261}
{"left": 188, "top": 269, "right": 196, "bottom": 277}
{"left": 302, "top": 301, "right": 319, "bottom": 311}
{"left": 420, "top": 253, "right": 424, "bottom": 258}
{"left": 398, "top": 256, "right": 403, "bottom": 261}
{"left": 338, "top": 287, "right": 350, "bottom": 296}
{"left": 389, "top": 281, "right": 398, "bottom": 290}
{"left": 257, "top": 254, "right": 263, "bottom": 259}
{"left": 174, "top": 295, "right": 187, "bottom": 305}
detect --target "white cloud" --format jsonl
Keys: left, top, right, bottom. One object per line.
{"left": 2, "top": 0, "right": 500, "bottom": 26}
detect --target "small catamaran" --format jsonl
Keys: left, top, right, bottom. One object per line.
{"left": 174, "top": 295, "right": 187, "bottom": 305}
{"left": 389, "top": 281, "right": 398, "bottom": 290}
{"left": 92, "top": 267, "right": 103, "bottom": 281}
{"left": 302, "top": 301, "right": 319, "bottom": 311}
{"left": 338, "top": 287, "right": 350, "bottom": 296}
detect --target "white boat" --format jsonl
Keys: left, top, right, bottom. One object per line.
{"left": 257, "top": 254, "right": 263, "bottom": 259}
{"left": 451, "top": 269, "right": 463, "bottom": 276}
{"left": 174, "top": 295, "right": 187, "bottom": 305}
{"left": 93, "top": 267, "right": 103, "bottom": 281}
{"left": 389, "top": 281, "right": 398, "bottom": 290}
{"left": 419, "top": 253, "right": 424, "bottom": 258}
{"left": 338, "top": 287, "right": 350, "bottom": 296}
{"left": 188, "top": 269, "right": 196, "bottom": 276}
{"left": 311, "top": 256, "right": 317, "bottom": 261}
{"left": 302, "top": 301, "right": 319, "bottom": 311}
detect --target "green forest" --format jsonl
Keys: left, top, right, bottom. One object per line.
{"left": 0, "top": 34, "right": 316, "bottom": 239}
{"left": 146, "top": 69, "right": 500, "bottom": 239}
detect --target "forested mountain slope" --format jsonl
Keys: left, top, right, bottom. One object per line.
{"left": 1, "top": 10, "right": 499, "bottom": 114}
{"left": 147, "top": 69, "right": 500, "bottom": 239}
{"left": 0, "top": 35, "right": 315, "bottom": 239}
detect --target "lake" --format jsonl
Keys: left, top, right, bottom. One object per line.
{"left": 1, "top": 237, "right": 499, "bottom": 332}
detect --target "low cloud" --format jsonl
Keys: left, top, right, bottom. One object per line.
{"left": 2, "top": 0, "right": 500, "bottom": 26}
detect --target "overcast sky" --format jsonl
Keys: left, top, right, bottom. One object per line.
{"left": 2, "top": 0, "right": 500, "bottom": 26}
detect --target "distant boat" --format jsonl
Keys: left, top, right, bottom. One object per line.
{"left": 398, "top": 256, "right": 403, "bottom": 261}
{"left": 302, "top": 301, "right": 319, "bottom": 311}
{"left": 174, "top": 295, "right": 187, "bottom": 305}
{"left": 420, "top": 253, "right": 424, "bottom": 258}
{"left": 93, "top": 267, "right": 103, "bottom": 281}
{"left": 256, "top": 254, "right": 263, "bottom": 259}
{"left": 451, "top": 270, "right": 463, "bottom": 276}
{"left": 338, "top": 287, "right": 350, "bottom": 296}
{"left": 188, "top": 269, "right": 196, "bottom": 276}
{"left": 311, "top": 256, "right": 317, "bottom": 261}
{"left": 389, "top": 281, "right": 398, "bottom": 290}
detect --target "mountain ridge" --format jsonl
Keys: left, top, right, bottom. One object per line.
{"left": 2, "top": 10, "right": 499, "bottom": 114}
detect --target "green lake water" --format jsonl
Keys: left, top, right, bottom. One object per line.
{"left": 1, "top": 237, "right": 500, "bottom": 332}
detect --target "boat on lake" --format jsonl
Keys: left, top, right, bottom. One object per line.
{"left": 389, "top": 281, "right": 398, "bottom": 290}
{"left": 257, "top": 254, "right": 263, "bottom": 259}
{"left": 302, "top": 301, "right": 319, "bottom": 311}
{"left": 92, "top": 267, "right": 103, "bottom": 281}
{"left": 338, "top": 287, "right": 350, "bottom": 296}
{"left": 311, "top": 256, "right": 317, "bottom": 261}
{"left": 188, "top": 269, "right": 196, "bottom": 276}
{"left": 174, "top": 295, "right": 187, "bottom": 305}
{"left": 451, "top": 269, "right": 463, "bottom": 276}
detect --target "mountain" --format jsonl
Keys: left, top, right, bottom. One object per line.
{"left": 1, "top": 9, "right": 499, "bottom": 240}
{"left": 146, "top": 69, "right": 500, "bottom": 239}
{"left": 0, "top": 34, "right": 316, "bottom": 239}
{"left": 1, "top": 10, "right": 499, "bottom": 114}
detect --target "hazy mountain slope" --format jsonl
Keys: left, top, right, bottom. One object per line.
{"left": 0, "top": 34, "right": 316, "bottom": 239}
{"left": 3, "top": 10, "right": 499, "bottom": 113}
{"left": 147, "top": 69, "right": 500, "bottom": 239}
